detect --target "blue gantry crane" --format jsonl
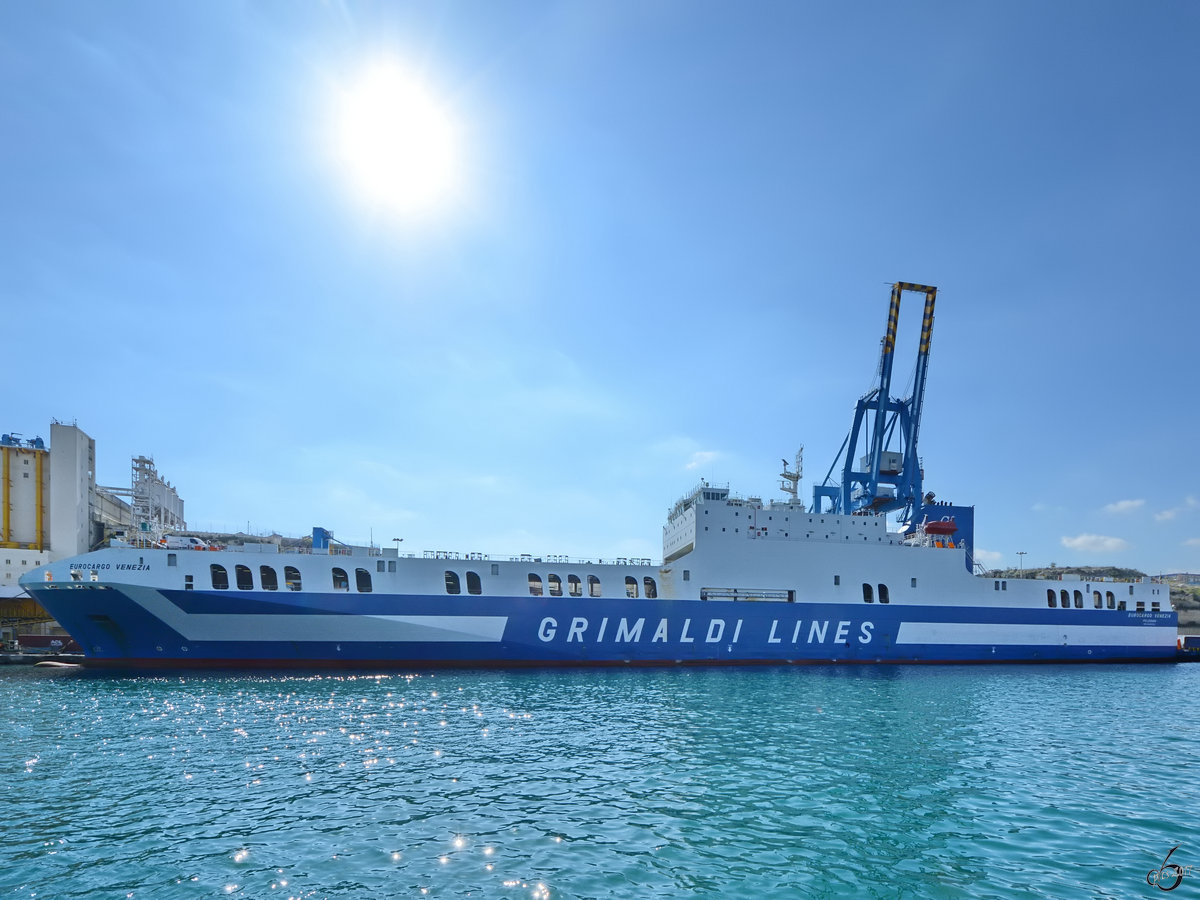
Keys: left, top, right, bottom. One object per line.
{"left": 813, "top": 282, "right": 938, "bottom": 528}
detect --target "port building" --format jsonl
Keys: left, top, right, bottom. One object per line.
{"left": 2, "top": 421, "right": 185, "bottom": 642}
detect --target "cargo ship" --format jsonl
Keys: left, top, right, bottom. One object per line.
{"left": 20, "top": 283, "right": 1178, "bottom": 668}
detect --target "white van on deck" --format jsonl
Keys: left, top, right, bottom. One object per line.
{"left": 161, "top": 535, "right": 209, "bottom": 550}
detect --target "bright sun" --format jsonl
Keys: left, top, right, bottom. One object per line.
{"left": 334, "top": 61, "right": 460, "bottom": 218}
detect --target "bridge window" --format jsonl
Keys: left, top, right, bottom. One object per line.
{"left": 528, "top": 574, "right": 543, "bottom": 597}
{"left": 625, "top": 576, "right": 639, "bottom": 598}
{"left": 878, "top": 583, "right": 890, "bottom": 604}
{"left": 285, "top": 566, "right": 302, "bottom": 591}
{"left": 644, "top": 576, "right": 658, "bottom": 599}
{"left": 332, "top": 567, "right": 349, "bottom": 591}
{"left": 863, "top": 583, "right": 874, "bottom": 603}
{"left": 210, "top": 564, "right": 229, "bottom": 590}
{"left": 260, "top": 566, "right": 278, "bottom": 591}
{"left": 548, "top": 574, "right": 563, "bottom": 597}
{"left": 184, "top": 574, "right": 193, "bottom": 591}
{"left": 466, "top": 571, "right": 482, "bottom": 595}
{"left": 567, "top": 574, "right": 582, "bottom": 597}
{"left": 377, "top": 560, "right": 385, "bottom": 573}
{"left": 167, "top": 553, "right": 177, "bottom": 567}
{"left": 235, "top": 565, "right": 253, "bottom": 590}
{"left": 1152, "top": 601, "right": 1161, "bottom": 612}
{"left": 588, "top": 575, "right": 601, "bottom": 597}
{"left": 1136, "top": 601, "right": 1145, "bottom": 612}
{"left": 355, "top": 568, "right": 372, "bottom": 592}
{"left": 445, "top": 571, "right": 461, "bottom": 594}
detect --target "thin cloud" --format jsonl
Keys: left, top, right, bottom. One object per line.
{"left": 685, "top": 451, "right": 720, "bottom": 471}
{"left": 1156, "top": 497, "right": 1199, "bottom": 522}
{"left": 973, "top": 548, "right": 1003, "bottom": 565}
{"left": 1061, "top": 534, "right": 1129, "bottom": 553}
{"left": 1104, "top": 499, "right": 1144, "bottom": 514}
{"left": 1185, "top": 538, "right": 1200, "bottom": 548}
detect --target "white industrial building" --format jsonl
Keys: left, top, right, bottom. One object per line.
{"left": 1, "top": 421, "right": 186, "bottom": 602}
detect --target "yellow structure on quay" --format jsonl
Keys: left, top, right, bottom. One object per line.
{"left": 1, "top": 433, "right": 49, "bottom": 551}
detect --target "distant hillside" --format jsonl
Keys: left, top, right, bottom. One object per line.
{"left": 985, "top": 565, "right": 1146, "bottom": 582}
{"left": 1173, "top": 584, "right": 1200, "bottom": 627}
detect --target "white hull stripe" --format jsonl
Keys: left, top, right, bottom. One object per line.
{"left": 126, "top": 587, "right": 507, "bottom": 643}
{"left": 896, "top": 621, "right": 1174, "bottom": 648}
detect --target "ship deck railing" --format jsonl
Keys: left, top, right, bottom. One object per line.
{"left": 112, "top": 541, "right": 659, "bottom": 568}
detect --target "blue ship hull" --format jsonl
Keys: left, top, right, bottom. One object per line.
{"left": 27, "top": 583, "right": 1178, "bottom": 668}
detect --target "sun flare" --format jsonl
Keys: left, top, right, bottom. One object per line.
{"left": 334, "top": 61, "right": 461, "bottom": 218}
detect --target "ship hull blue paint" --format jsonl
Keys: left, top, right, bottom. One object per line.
{"left": 26, "top": 585, "right": 1177, "bottom": 668}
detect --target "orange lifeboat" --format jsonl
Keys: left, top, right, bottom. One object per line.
{"left": 924, "top": 516, "right": 958, "bottom": 536}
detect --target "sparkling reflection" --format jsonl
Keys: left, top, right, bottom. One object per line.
{"left": 1, "top": 665, "right": 1198, "bottom": 898}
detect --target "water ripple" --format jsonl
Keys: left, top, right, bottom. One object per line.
{"left": 1, "top": 664, "right": 1197, "bottom": 898}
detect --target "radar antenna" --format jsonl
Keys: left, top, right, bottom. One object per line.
{"left": 779, "top": 447, "right": 803, "bottom": 505}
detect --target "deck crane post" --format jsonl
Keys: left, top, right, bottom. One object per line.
{"left": 813, "top": 282, "right": 938, "bottom": 528}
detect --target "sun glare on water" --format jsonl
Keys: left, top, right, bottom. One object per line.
{"left": 333, "top": 60, "right": 461, "bottom": 219}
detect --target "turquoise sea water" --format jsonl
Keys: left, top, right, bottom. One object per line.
{"left": 2, "top": 664, "right": 1198, "bottom": 899}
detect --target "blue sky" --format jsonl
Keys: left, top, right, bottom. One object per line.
{"left": 3, "top": 1, "right": 1198, "bottom": 574}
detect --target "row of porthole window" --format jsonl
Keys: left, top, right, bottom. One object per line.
{"left": 1047, "top": 588, "right": 1160, "bottom": 612}
{"left": 862, "top": 583, "right": 890, "bottom": 603}
{"left": 1048, "top": 588, "right": 1125, "bottom": 609}
{"left": 207, "top": 563, "right": 371, "bottom": 593}
{"left": 444, "top": 571, "right": 659, "bottom": 599}
{"left": 532, "top": 573, "right": 657, "bottom": 598}
{"left": 445, "top": 571, "right": 483, "bottom": 595}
